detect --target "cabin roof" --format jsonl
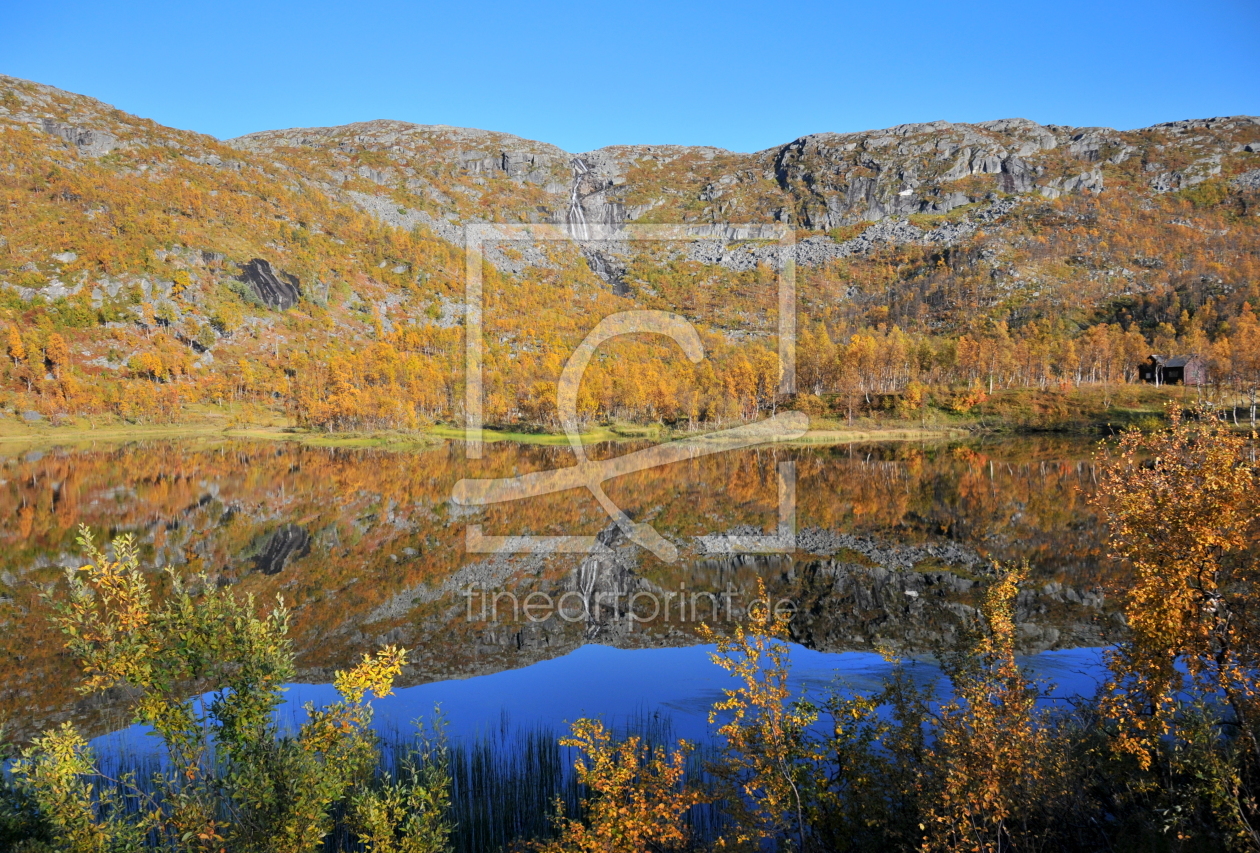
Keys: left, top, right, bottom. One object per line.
{"left": 1148, "top": 354, "right": 1201, "bottom": 368}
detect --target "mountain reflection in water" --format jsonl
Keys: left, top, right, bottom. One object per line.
{"left": 1, "top": 435, "right": 1118, "bottom": 741}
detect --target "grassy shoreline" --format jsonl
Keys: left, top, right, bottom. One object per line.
{"left": 0, "top": 385, "right": 1241, "bottom": 451}
{"left": 0, "top": 417, "right": 972, "bottom": 451}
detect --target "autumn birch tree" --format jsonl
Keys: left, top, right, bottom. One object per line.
{"left": 1093, "top": 408, "right": 1260, "bottom": 845}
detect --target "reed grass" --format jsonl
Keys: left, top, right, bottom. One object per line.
{"left": 45, "top": 710, "right": 724, "bottom": 853}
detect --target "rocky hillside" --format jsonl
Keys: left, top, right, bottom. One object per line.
{"left": 1, "top": 73, "right": 1258, "bottom": 430}
{"left": 227, "top": 112, "right": 1260, "bottom": 309}
{"left": 230, "top": 112, "right": 1256, "bottom": 237}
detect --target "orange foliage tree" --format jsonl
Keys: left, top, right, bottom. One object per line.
{"left": 1092, "top": 408, "right": 1260, "bottom": 844}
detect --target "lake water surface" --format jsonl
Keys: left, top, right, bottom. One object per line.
{"left": 89, "top": 642, "right": 1112, "bottom": 766}
{"left": 0, "top": 435, "right": 1121, "bottom": 743}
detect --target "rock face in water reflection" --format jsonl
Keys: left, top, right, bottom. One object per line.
{"left": 415, "top": 524, "right": 1119, "bottom": 691}
{"left": 0, "top": 437, "right": 1118, "bottom": 740}
{"left": 788, "top": 557, "right": 1115, "bottom": 652}
{"left": 250, "top": 524, "right": 311, "bottom": 575}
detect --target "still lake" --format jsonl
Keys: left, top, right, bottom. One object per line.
{"left": 0, "top": 435, "right": 1120, "bottom": 746}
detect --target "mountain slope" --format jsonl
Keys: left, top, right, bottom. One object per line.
{"left": 229, "top": 112, "right": 1256, "bottom": 233}
{"left": 225, "top": 109, "right": 1260, "bottom": 335}
{"left": 1, "top": 73, "right": 1259, "bottom": 433}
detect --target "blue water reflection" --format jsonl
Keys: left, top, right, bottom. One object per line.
{"left": 90, "top": 643, "right": 1112, "bottom": 763}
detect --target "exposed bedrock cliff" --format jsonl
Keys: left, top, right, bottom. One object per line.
{"left": 237, "top": 258, "right": 302, "bottom": 309}
{"left": 225, "top": 111, "right": 1258, "bottom": 281}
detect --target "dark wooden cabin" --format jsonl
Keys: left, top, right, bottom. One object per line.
{"left": 1139, "top": 354, "right": 1208, "bottom": 386}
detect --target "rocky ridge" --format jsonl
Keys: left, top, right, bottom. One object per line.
{"left": 225, "top": 110, "right": 1260, "bottom": 275}
{"left": 4, "top": 70, "right": 1257, "bottom": 291}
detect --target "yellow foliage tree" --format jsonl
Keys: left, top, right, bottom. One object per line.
{"left": 1093, "top": 409, "right": 1260, "bottom": 764}
{"left": 922, "top": 566, "right": 1072, "bottom": 853}
{"left": 15, "top": 526, "right": 450, "bottom": 853}
{"left": 6, "top": 324, "right": 25, "bottom": 363}
{"left": 1092, "top": 407, "right": 1260, "bottom": 846}
{"left": 538, "top": 719, "right": 701, "bottom": 853}
{"left": 44, "top": 333, "right": 70, "bottom": 378}
{"left": 127, "top": 351, "right": 165, "bottom": 380}
{"left": 701, "top": 578, "right": 820, "bottom": 849}
{"left": 171, "top": 269, "right": 192, "bottom": 299}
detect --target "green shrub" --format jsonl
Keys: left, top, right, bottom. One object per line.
{"left": 7, "top": 526, "right": 454, "bottom": 853}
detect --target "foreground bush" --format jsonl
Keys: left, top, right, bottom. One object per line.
{"left": 2, "top": 527, "right": 451, "bottom": 853}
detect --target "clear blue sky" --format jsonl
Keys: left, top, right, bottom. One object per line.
{"left": 2, "top": 0, "right": 1257, "bottom": 153}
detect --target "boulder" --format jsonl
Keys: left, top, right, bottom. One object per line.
{"left": 237, "top": 258, "right": 301, "bottom": 309}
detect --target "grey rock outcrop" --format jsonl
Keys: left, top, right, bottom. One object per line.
{"left": 231, "top": 120, "right": 569, "bottom": 186}
{"left": 1149, "top": 154, "right": 1224, "bottom": 193}
{"left": 1231, "top": 169, "right": 1260, "bottom": 191}
{"left": 1040, "top": 169, "right": 1105, "bottom": 199}
{"left": 580, "top": 245, "right": 629, "bottom": 294}
{"left": 761, "top": 118, "right": 1083, "bottom": 228}
{"left": 793, "top": 527, "right": 985, "bottom": 571}
{"left": 237, "top": 258, "right": 302, "bottom": 309}
{"left": 684, "top": 216, "right": 955, "bottom": 270}
{"left": 482, "top": 239, "right": 555, "bottom": 275}
{"left": 40, "top": 118, "right": 118, "bottom": 157}
{"left": 460, "top": 148, "right": 556, "bottom": 184}
{"left": 787, "top": 556, "right": 1113, "bottom": 654}
{"left": 221, "top": 110, "right": 1259, "bottom": 282}
{"left": 683, "top": 219, "right": 912, "bottom": 271}
{"left": 345, "top": 191, "right": 465, "bottom": 245}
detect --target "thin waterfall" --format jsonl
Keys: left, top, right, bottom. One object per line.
{"left": 565, "top": 157, "right": 591, "bottom": 240}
